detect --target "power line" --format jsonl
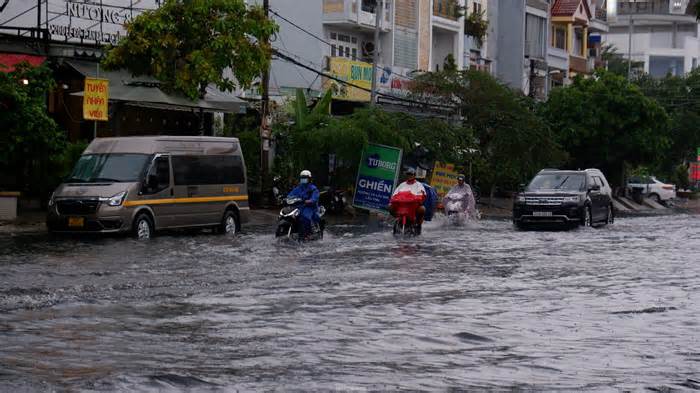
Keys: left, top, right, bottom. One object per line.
{"left": 273, "top": 48, "right": 456, "bottom": 111}
{"left": 269, "top": 7, "right": 416, "bottom": 84}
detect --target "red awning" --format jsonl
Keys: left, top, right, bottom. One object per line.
{"left": 0, "top": 53, "right": 46, "bottom": 72}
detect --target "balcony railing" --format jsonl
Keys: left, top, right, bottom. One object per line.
{"left": 569, "top": 55, "right": 592, "bottom": 74}
{"left": 595, "top": 7, "right": 607, "bottom": 21}
{"left": 617, "top": 0, "right": 686, "bottom": 15}
{"left": 433, "top": 0, "right": 460, "bottom": 20}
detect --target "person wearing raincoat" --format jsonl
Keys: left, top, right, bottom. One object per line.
{"left": 287, "top": 170, "right": 320, "bottom": 237}
{"left": 416, "top": 172, "right": 438, "bottom": 221}
{"left": 443, "top": 174, "right": 477, "bottom": 219}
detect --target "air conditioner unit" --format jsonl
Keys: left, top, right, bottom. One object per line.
{"left": 362, "top": 41, "right": 375, "bottom": 58}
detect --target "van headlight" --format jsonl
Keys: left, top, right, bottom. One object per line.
{"left": 101, "top": 191, "right": 127, "bottom": 207}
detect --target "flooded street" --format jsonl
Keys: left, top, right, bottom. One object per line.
{"left": 1, "top": 214, "right": 699, "bottom": 391}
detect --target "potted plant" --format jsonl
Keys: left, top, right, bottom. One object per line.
{"left": 465, "top": 10, "right": 488, "bottom": 47}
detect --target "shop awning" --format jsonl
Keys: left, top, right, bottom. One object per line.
{"left": 0, "top": 53, "right": 46, "bottom": 72}
{"left": 67, "top": 60, "right": 246, "bottom": 113}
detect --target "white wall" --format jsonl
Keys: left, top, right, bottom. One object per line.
{"left": 432, "top": 30, "right": 457, "bottom": 71}
{"left": 605, "top": 22, "right": 700, "bottom": 75}
{"left": 267, "top": 0, "right": 326, "bottom": 95}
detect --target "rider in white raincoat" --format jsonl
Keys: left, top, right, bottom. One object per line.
{"left": 443, "top": 174, "right": 477, "bottom": 220}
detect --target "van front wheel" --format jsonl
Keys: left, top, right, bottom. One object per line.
{"left": 133, "top": 213, "right": 154, "bottom": 240}
{"left": 219, "top": 210, "right": 238, "bottom": 236}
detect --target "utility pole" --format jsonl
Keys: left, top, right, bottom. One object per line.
{"left": 260, "top": 0, "right": 271, "bottom": 181}
{"left": 36, "top": 0, "right": 42, "bottom": 40}
{"left": 627, "top": 16, "right": 634, "bottom": 81}
{"left": 369, "top": 0, "right": 383, "bottom": 106}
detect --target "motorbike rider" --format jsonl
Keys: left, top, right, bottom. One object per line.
{"left": 389, "top": 167, "right": 427, "bottom": 227}
{"left": 416, "top": 171, "right": 438, "bottom": 221}
{"left": 444, "top": 174, "right": 477, "bottom": 219}
{"left": 287, "top": 170, "right": 320, "bottom": 238}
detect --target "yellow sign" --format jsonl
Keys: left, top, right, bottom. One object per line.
{"left": 83, "top": 77, "right": 109, "bottom": 121}
{"left": 430, "top": 162, "right": 460, "bottom": 198}
{"left": 323, "top": 57, "right": 372, "bottom": 102}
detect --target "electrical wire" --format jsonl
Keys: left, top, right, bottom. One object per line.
{"left": 269, "top": 7, "right": 417, "bottom": 83}
{"left": 273, "top": 48, "right": 456, "bottom": 110}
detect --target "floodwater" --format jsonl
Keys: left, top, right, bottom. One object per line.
{"left": 0, "top": 214, "right": 699, "bottom": 391}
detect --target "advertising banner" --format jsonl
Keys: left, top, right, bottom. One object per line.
{"left": 323, "top": 58, "right": 372, "bottom": 102}
{"left": 353, "top": 143, "right": 402, "bottom": 212}
{"left": 0, "top": 1, "right": 157, "bottom": 45}
{"left": 691, "top": 163, "right": 700, "bottom": 182}
{"left": 430, "top": 162, "right": 459, "bottom": 198}
{"left": 83, "top": 78, "right": 109, "bottom": 121}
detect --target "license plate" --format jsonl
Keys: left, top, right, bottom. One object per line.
{"left": 68, "top": 217, "right": 85, "bottom": 227}
{"left": 533, "top": 211, "right": 552, "bottom": 217}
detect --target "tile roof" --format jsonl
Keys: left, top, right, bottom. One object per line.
{"left": 552, "top": 0, "right": 591, "bottom": 18}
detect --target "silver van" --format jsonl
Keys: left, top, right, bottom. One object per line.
{"left": 47, "top": 136, "right": 249, "bottom": 239}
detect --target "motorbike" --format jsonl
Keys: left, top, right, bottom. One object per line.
{"left": 390, "top": 192, "right": 423, "bottom": 236}
{"left": 444, "top": 192, "right": 469, "bottom": 226}
{"left": 319, "top": 187, "right": 347, "bottom": 215}
{"left": 271, "top": 176, "right": 287, "bottom": 207}
{"left": 275, "top": 197, "right": 326, "bottom": 241}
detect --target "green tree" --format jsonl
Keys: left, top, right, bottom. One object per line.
{"left": 0, "top": 63, "right": 67, "bottom": 200}
{"left": 541, "top": 71, "right": 669, "bottom": 187}
{"left": 599, "top": 44, "right": 644, "bottom": 78}
{"left": 273, "top": 89, "right": 472, "bottom": 189}
{"left": 102, "top": 0, "right": 277, "bottom": 100}
{"left": 411, "top": 69, "right": 565, "bottom": 195}
{"left": 636, "top": 70, "right": 700, "bottom": 171}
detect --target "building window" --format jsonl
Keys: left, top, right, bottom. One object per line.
{"left": 329, "top": 30, "right": 361, "bottom": 59}
{"left": 472, "top": 1, "right": 482, "bottom": 15}
{"left": 574, "top": 28, "right": 584, "bottom": 56}
{"left": 525, "top": 14, "right": 546, "bottom": 59}
{"left": 361, "top": 0, "right": 377, "bottom": 13}
{"left": 552, "top": 26, "right": 567, "bottom": 50}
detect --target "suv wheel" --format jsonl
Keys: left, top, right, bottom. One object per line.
{"left": 605, "top": 204, "right": 614, "bottom": 225}
{"left": 649, "top": 193, "right": 661, "bottom": 203}
{"left": 582, "top": 206, "right": 592, "bottom": 227}
{"left": 133, "top": 213, "right": 154, "bottom": 240}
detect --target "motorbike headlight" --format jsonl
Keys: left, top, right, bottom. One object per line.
{"left": 101, "top": 191, "right": 127, "bottom": 207}
{"left": 563, "top": 196, "right": 580, "bottom": 203}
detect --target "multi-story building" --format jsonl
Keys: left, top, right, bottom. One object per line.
{"left": 464, "top": 0, "right": 492, "bottom": 72}
{"left": 260, "top": 0, "right": 467, "bottom": 104}
{"left": 603, "top": 0, "right": 699, "bottom": 77}
{"left": 488, "top": 0, "right": 551, "bottom": 98}
{"left": 488, "top": 0, "right": 607, "bottom": 99}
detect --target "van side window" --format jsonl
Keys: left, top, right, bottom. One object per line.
{"left": 145, "top": 155, "right": 170, "bottom": 194}
{"left": 172, "top": 155, "right": 245, "bottom": 185}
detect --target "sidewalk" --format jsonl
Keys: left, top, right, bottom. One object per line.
{"left": 0, "top": 210, "right": 46, "bottom": 233}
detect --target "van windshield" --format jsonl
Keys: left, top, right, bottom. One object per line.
{"left": 527, "top": 173, "right": 585, "bottom": 192}
{"left": 67, "top": 154, "right": 150, "bottom": 183}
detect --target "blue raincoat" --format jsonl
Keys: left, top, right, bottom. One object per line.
{"left": 421, "top": 181, "right": 438, "bottom": 221}
{"left": 287, "top": 182, "right": 320, "bottom": 235}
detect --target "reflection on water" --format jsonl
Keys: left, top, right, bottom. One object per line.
{"left": 0, "top": 215, "right": 699, "bottom": 391}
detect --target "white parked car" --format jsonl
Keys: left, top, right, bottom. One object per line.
{"left": 627, "top": 176, "right": 676, "bottom": 202}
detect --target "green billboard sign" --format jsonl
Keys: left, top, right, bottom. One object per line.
{"left": 353, "top": 143, "right": 403, "bottom": 212}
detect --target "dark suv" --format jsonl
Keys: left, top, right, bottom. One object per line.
{"left": 513, "top": 169, "right": 614, "bottom": 229}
